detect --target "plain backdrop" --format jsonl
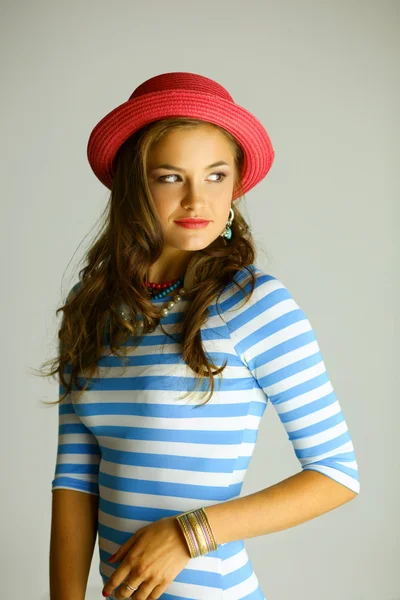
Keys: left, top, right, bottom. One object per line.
{"left": 1, "top": 1, "right": 398, "bottom": 599}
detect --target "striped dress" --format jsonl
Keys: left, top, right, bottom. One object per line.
{"left": 51, "top": 264, "right": 360, "bottom": 600}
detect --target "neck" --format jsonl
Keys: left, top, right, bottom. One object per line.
{"left": 147, "top": 271, "right": 184, "bottom": 283}
{"left": 147, "top": 250, "right": 191, "bottom": 283}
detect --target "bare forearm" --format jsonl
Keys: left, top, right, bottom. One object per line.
{"left": 50, "top": 489, "right": 99, "bottom": 600}
{"left": 204, "top": 469, "right": 357, "bottom": 545}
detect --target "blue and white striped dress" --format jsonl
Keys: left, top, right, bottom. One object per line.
{"left": 51, "top": 264, "right": 360, "bottom": 599}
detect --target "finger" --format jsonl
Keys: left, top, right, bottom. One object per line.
{"left": 114, "top": 576, "right": 143, "bottom": 600}
{"left": 108, "top": 532, "right": 138, "bottom": 563}
{"left": 149, "top": 580, "right": 170, "bottom": 599}
{"left": 102, "top": 561, "right": 133, "bottom": 598}
{"left": 107, "top": 544, "right": 128, "bottom": 563}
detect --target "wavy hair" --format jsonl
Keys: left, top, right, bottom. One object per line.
{"left": 37, "top": 117, "right": 258, "bottom": 408}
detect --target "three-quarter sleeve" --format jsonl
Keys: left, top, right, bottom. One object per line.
{"left": 223, "top": 267, "right": 360, "bottom": 495}
{"left": 51, "top": 377, "right": 101, "bottom": 496}
{"left": 51, "top": 281, "right": 101, "bottom": 496}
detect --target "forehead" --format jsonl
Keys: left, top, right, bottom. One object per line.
{"left": 149, "top": 125, "right": 234, "bottom": 159}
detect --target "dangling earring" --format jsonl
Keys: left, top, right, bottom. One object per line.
{"left": 220, "top": 207, "right": 234, "bottom": 240}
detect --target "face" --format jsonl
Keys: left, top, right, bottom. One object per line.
{"left": 146, "top": 125, "right": 236, "bottom": 258}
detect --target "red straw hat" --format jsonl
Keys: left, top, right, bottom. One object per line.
{"left": 87, "top": 71, "right": 275, "bottom": 200}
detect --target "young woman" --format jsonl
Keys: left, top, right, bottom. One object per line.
{"left": 46, "top": 72, "right": 360, "bottom": 600}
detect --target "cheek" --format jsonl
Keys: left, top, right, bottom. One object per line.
{"left": 215, "top": 202, "right": 233, "bottom": 222}
{"left": 151, "top": 194, "right": 175, "bottom": 218}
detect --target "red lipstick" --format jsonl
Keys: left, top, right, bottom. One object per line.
{"left": 174, "top": 218, "right": 211, "bottom": 229}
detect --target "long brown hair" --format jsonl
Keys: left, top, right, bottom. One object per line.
{"left": 37, "top": 117, "right": 258, "bottom": 408}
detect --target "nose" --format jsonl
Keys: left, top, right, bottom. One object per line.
{"left": 181, "top": 182, "right": 207, "bottom": 210}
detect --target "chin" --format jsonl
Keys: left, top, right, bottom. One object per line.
{"left": 165, "top": 234, "right": 218, "bottom": 251}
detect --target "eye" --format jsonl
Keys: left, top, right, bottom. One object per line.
{"left": 209, "top": 172, "right": 227, "bottom": 183}
{"left": 157, "top": 174, "right": 180, "bottom": 183}
{"left": 157, "top": 172, "right": 227, "bottom": 184}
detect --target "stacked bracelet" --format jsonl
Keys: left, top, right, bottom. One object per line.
{"left": 175, "top": 508, "right": 218, "bottom": 558}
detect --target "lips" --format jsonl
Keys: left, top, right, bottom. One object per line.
{"left": 174, "top": 219, "right": 211, "bottom": 229}
{"left": 174, "top": 219, "right": 211, "bottom": 223}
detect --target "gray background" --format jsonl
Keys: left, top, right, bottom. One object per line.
{"left": 1, "top": 0, "right": 398, "bottom": 598}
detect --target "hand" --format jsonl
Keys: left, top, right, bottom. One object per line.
{"left": 102, "top": 515, "right": 192, "bottom": 599}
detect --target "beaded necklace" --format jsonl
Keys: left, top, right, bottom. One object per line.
{"left": 143, "top": 276, "right": 184, "bottom": 300}
{"left": 143, "top": 275, "right": 186, "bottom": 317}
{"left": 120, "top": 275, "right": 186, "bottom": 323}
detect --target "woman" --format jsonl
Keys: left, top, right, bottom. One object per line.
{"left": 45, "top": 72, "right": 360, "bottom": 600}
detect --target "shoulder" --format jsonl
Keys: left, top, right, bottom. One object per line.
{"left": 220, "top": 263, "right": 291, "bottom": 303}
{"left": 218, "top": 263, "right": 299, "bottom": 324}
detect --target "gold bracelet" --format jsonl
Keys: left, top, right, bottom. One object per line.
{"left": 187, "top": 511, "right": 209, "bottom": 556}
{"left": 197, "top": 508, "right": 217, "bottom": 552}
{"left": 175, "top": 507, "right": 218, "bottom": 558}
{"left": 176, "top": 512, "right": 198, "bottom": 557}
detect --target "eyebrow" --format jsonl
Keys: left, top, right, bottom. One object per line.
{"left": 149, "top": 160, "right": 230, "bottom": 172}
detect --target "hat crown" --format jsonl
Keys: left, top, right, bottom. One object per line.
{"left": 88, "top": 71, "right": 274, "bottom": 194}
{"left": 129, "top": 71, "right": 234, "bottom": 102}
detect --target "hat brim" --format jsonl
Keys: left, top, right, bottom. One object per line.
{"left": 87, "top": 89, "right": 275, "bottom": 199}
